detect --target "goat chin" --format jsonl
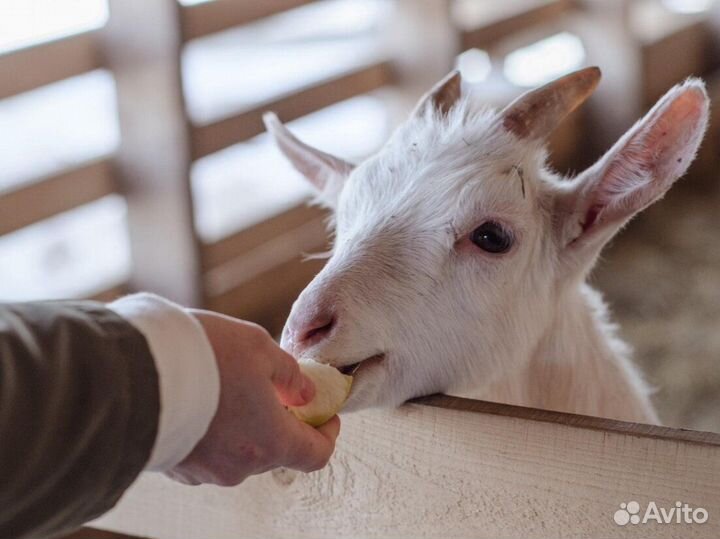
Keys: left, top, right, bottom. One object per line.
{"left": 342, "top": 362, "right": 396, "bottom": 412}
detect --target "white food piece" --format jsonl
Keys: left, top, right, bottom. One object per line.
{"left": 289, "top": 360, "right": 353, "bottom": 427}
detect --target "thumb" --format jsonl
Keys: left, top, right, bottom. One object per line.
{"left": 270, "top": 351, "right": 315, "bottom": 406}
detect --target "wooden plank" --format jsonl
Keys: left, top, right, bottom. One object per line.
{"left": 94, "top": 396, "right": 720, "bottom": 538}
{"left": 201, "top": 203, "right": 326, "bottom": 271}
{"left": 459, "top": 0, "right": 574, "bottom": 51}
{"left": 206, "top": 254, "right": 324, "bottom": 333}
{"left": 100, "top": 0, "right": 204, "bottom": 306}
{"left": 572, "top": 1, "right": 643, "bottom": 148}
{"left": 415, "top": 395, "right": 720, "bottom": 446}
{"left": 0, "top": 30, "right": 102, "bottom": 100}
{"left": 387, "top": 0, "right": 460, "bottom": 116}
{"left": 181, "top": 0, "right": 316, "bottom": 42}
{"left": 192, "top": 61, "right": 394, "bottom": 160}
{"left": 0, "top": 159, "right": 116, "bottom": 236}
{"left": 89, "top": 283, "right": 128, "bottom": 303}
{"left": 204, "top": 216, "right": 327, "bottom": 296}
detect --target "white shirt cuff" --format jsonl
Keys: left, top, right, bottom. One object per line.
{"left": 108, "top": 293, "right": 220, "bottom": 472}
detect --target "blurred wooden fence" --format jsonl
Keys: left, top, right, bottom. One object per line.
{"left": 1, "top": 0, "right": 719, "bottom": 334}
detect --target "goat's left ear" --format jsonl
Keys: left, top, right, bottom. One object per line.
{"left": 263, "top": 112, "right": 354, "bottom": 208}
{"left": 556, "top": 79, "right": 709, "bottom": 266}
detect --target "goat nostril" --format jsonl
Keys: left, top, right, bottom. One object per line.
{"left": 298, "top": 314, "right": 335, "bottom": 345}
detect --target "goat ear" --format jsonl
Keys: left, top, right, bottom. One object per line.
{"left": 501, "top": 66, "right": 600, "bottom": 140}
{"left": 557, "top": 79, "right": 709, "bottom": 265}
{"left": 263, "top": 112, "right": 354, "bottom": 207}
{"left": 413, "top": 70, "right": 462, "bottom": 117}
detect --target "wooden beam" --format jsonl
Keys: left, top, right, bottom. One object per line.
{"left": 100, "top": 0, "right": 204, "bottom": 306}
{"left": 89, "top": 283, "right": 128, "bottom": 303}
{"left": 0, "top": 31, "right": 102, "bottom": 100}
{"left": 191, "top": 61, "right": 393, "bottom": 160}
{"left": 572, "top": 0, "right": 643, "bottom": 148}
{"left": 459, "top": 0, "right": 575, "bottom": 51}
{"left": 414, "top": 395, "right": 720, "bottom": 445}
{"left": 206, "top": 254, "right": 324, "bottom": 333}
{"left": 181, "top": 0, "right": 316, "bottom": 42}
{"left": 94, "top": 395, "right": 720, "bottom": 538}
{"left": 388, "top": 0, "right": 461, "bottom": 115}
{"left": 201, "top": 203, "right": 326, "bottom": 271}
{"left": 204, "top": 215, "right": 326, "bottom": 295}
{"left": 0, "top": 159, "right": 116, "bottom": 236}
{"left": 204, "top": 216, "right": 327, "bottom": 333}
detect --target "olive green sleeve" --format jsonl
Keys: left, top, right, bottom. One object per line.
{"left": 0, "top": 301, "right": 160, "bottom": 539}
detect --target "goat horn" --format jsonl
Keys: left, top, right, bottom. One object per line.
{"left": 414, "top": 70, "right": 463, "bottom": 117}
{"left": 501, "top": 66, "right": 601, "bottom": 139}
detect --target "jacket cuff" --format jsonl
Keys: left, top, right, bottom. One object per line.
{"left": 108, "top": 293, "right": 220, "bottom": 471}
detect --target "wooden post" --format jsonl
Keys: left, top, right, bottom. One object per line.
{"left": 384, "top": 0, "right": 460, "bottom": 118}
{"left": 100, "top": 0, "right": 203, "bottom": 306}
{"left": 573, "top": 0, "right": 642, "bottom": 152}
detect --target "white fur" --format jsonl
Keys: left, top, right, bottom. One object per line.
{"left": 272, "top": 76, "right": 709, "bottom": 424}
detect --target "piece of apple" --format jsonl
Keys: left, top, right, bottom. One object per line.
{"left": 289, "top": 360, "right": 353, "bottom": 427}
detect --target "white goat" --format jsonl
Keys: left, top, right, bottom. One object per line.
{"left": 264, "top": 67, "right": 708, "bottom": 424}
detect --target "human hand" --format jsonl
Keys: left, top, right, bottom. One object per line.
{"left": 166, "top": 310, "right": 340, "bottom": 486}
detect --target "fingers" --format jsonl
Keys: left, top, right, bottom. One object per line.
{"left": 269, "top": 348, "right": 315, "bottom": 406}
{"left": 315, "top": 414, "right": 341, "bottom": 441}
{"left": 281, "top": 415, "right": 341, "bottom": 473}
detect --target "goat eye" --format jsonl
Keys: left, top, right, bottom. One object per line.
{"left": 470, "top": 222, "right": 513, "bottom": 253}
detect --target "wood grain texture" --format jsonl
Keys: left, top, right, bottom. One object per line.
{"left": 0, "top": 30, "right": 101, "bottom": 100}
{"left": 89, "top": 283, "right": 128, "bottom": 303}
{"left": 201, "top": 204, "right": 326, "bottom": 271}
{"left": 95, "top": 397, "right": 720, "bottom": 539}
{"left": 181, "top": 0, "right": 317, "bottom": 42}
{"left": 0, "top": 159, "right": 116, "bottom": 236}
{"left": 459, "top": 0, "right": 574, "bottom": 51}
{"left": 204, "top": 216, "right": 327, "bottom": 298}
{"left": 191, "top": 61, "right": 393, "bottom": 160}
{"left": 206, "top": 254, "right": 325, "bottom": 333}
{"left": 101, "top": 0, "right": 203, "bottom": 306}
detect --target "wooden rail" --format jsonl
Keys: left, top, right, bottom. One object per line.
{"left": 181, "top": 0, "right": 317, "bottom": 42}
{"left": 89, "top": 284, "right": 128, "bottom": 303}
{"left": 458, "top": 0, "right": 575, "bottom": 51}
{"left": 201, "top": 204, "right": 326, "bottom": 271}
{"left": 0, "top": 159, "right": 116, "bottom": 236}
{"left": 0, "top": 30, "right": 102, "bottom": 100}
{"left": 205, "top": 217, "right": 327, "bottom": 333}
{"left": 191, "top": 61, "right": 394, "bottom": 160}
{"left": 94, "top": 395, "right": 720, "bottom": 539}
{"left": 204, "top": 216, "right": 327, "bottom": 296}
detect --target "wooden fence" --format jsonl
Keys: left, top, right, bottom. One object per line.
{"left": 94, "top": 395, "right": 720, "bottom": 538}
{"left": 3, "top": 0, "right": 720, "bottom": 334}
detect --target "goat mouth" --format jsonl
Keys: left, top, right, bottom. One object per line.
{"left": 339, "top": 354, "right": 385, "bottom": 376}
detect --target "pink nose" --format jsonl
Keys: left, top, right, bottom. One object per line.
{"left": 286, "top": 309, "right": 336, "bottom": 352}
